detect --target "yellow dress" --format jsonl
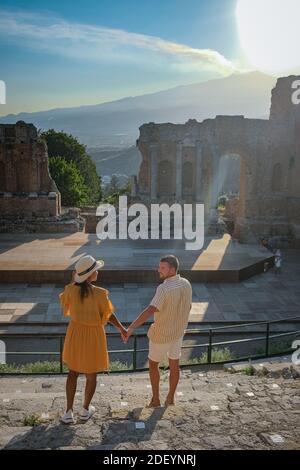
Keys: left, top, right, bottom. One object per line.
{"left": 59, "top": 283, "right": 115, "bottom": 374}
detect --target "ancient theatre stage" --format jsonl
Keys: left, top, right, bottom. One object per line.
{"left": 0, "top": 233, "right": 273, "bottom": 284}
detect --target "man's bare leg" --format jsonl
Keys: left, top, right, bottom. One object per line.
{"left": 165, "top": 358, "right": 180, "bottom": 406}
{"left": 148, "top": 359, "right": 161, "bottom": 407}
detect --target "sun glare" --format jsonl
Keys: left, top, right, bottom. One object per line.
{"left": 236, "top": 0, "right": 300, "bottom": 75}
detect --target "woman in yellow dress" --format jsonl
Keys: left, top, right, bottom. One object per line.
{"left": 59, "top": 255, "right": 127, "bottom": 424}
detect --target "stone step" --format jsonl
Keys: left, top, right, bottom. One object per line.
{"left": 224, "top": 355, "right": 292, "bottom": 371}
{"left": 224, "top": 356, "right": 300, "bottom": 379}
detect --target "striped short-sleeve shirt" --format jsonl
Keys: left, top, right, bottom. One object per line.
{"left": 148, "top": 274, "right": 192, "bottom": 344}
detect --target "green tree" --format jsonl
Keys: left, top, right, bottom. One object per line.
{"left": 103, "top": 180, "right": 131, "bottom": 206}
{"left": 110, "top": 175, "right": 119, "bottom": 193}
{"left": 41, "top": 129, "right": 102, "bottom": 204}
{"left": 49, "top": 157, "right": 89, "bottom": 207}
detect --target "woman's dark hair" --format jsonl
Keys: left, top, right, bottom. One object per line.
{"left": 75, "top": 280, "right": 93, "bottom": 301}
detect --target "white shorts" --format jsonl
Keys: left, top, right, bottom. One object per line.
{"left": 148, "top": 337, "right": 183, "bottom": 363}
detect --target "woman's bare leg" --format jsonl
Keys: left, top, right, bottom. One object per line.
{"left": 66, "top": 370, "right": 79, "bottom": 411}
{"left": 83, "top": 373, "right": 97, "bottom": 409}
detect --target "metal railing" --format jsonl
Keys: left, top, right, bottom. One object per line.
{"left": 0, "top": 316, "right": 299, "bottom": 375}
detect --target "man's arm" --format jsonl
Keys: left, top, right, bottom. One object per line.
{"left": 125, "top": 305, "right": 158, "bottom": 342}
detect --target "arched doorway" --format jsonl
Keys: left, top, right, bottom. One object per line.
{"left": 215, "top": 154, "right": 241, "bottom": 199}
{"left": 210, "top": 153, "right": 243, "bottom": 235}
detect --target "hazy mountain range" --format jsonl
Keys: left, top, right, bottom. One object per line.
{"left": 88, "top": 146, "right": 142, "bottom": 178}
{"left": 0, "top": 72, "right": 277, "bottom": 149}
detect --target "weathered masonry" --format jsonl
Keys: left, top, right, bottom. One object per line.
{"left": 134, "top": 76, "right": 300, "bottom": 243}
{"left": 0, "top": 121, "right": 60, "bottom": 217}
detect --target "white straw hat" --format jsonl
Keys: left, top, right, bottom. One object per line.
{"left": 74, "top": 255, "right": 104, "bottom": 284}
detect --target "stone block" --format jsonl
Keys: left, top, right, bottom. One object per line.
{"left": 291, "top": 364, "right": 300, "bottom": 379}
{"left": 203, "top": 435, "right": 233, "bottom": 449}
{"left": 259, "top": 433, "right": 285, "bottom": 447}
{"left": 264, "top": 363, "right": 293, "bottom": 379}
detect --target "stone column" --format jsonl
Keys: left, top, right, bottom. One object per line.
{"left": 176, "top": 141, "right": 183, "bottom": 201}
{"left": 150, "top": 144, "right": 158, "bottom": 201}
{"left": 208, "top": 141, "right": 219, "bottom": 224}
{"left": 195, "top": 142, "right": 203, "bottom": 202}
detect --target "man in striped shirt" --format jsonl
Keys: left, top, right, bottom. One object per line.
{"left": 125, "top": 255, "right": 192, "bottom": 407}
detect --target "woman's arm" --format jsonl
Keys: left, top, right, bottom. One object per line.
{"left": 108, "top": 313, "right": 127, "bottom": 340}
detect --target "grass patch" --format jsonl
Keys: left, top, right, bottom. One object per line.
{"left": 181, "top": 347, "right": 234, "bottom": 366}
{"left": 0, "top": 361, "right": 68, "bottom": 374}
{"left": 109, "top": 360, "right": 131, "bottom": 371}
{"left": 23, "top": 414, "right": 43, "bottom": 427}
{"left": 0, "top": 348, "right": 235, "bottom": 374}
{"left": 0, "top": 360, "right": 130, "bottom": 374}
{"left": 242, "top": 365, "right": 255, "bottom": 376}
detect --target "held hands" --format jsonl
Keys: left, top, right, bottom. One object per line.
{"left": 119, "top": 325, "right": 134, "bottom": 343}
{"left": 119, "top": 325, "right": 128, "bottom": 343}
{"left": 123, "top": 326, "right": 134, "bottom": 343}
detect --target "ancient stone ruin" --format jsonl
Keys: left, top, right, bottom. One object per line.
{"left": 0, "top": 121, "right": 60, "bottom": 217}
{"left": 135, "top": 76, "right": 300, "bottom": 245}
{"left": 0, "top": 121, "right": 84, "bottom": 232}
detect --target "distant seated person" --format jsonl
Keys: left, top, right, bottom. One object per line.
{"left": 274, "top": 249, "right": 282, "bottom": 274}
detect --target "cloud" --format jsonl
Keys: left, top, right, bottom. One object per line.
{"left": 0, "top": 8, "right": 238, "bottom": 75}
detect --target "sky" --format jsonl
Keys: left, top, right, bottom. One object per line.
{"left": 0, "top": 0, "right": 299, "bottom": 116}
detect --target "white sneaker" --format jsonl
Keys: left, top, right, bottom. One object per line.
{"left": 60, "top": 409, "right": 75, "bottom": 424}
{"left": 79, "top": 405, "right": 96, "bottom": 421}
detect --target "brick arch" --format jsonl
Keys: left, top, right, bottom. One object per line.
{"left": 205, "top": 144, "right": 253, "bottom": 223}
{"left": 215, "top": 153, "right": 242, "bottom": 197}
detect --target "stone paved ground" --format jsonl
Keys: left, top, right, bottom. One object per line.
{"left": 0, "top": 365, "right": 299, "bottom": 450}
{"left": 0, "top": 250, "right": 300, "bottom": 328}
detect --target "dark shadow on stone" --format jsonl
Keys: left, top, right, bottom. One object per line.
{"left": 87, "top": 406, "right": 167, "bottom": 450}
{"left": 4, "top": 423, "right": 77, "bottom": 450}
